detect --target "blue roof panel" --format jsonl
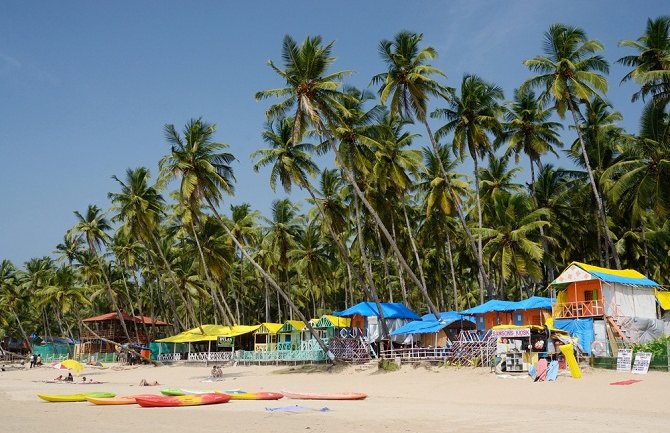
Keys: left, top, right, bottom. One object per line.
{"left": 332, "top": 302, "right": 421, "bottom": 320}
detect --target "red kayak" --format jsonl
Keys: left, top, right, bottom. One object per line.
{"left": 281, "top": 391, "right": 367, "bottom": 400}
{"left": 135, "top": 393, "right": 231, "bottom": 407}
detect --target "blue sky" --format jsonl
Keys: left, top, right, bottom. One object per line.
{"left": 0, "top": 1, "right": 665, "bottom": 266}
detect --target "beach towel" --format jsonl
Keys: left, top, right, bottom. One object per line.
{"left": 610, "top": 379, "right": 642, "bottom": 386}
{"left": 546, "top": 361, "right": 559, "bottom": 381}
{"left": 528, "top": 365, "right": 537, "bottom": 380}
{"left": 265, "top": 405, "right": 330, "bottom": 413}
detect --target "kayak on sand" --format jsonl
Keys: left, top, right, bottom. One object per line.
{"left": 38, "top": 392, "right": 116, "bottom": 402}
{"left": 135, "top": 393, "right": 231, "bottom": 407}
{"left": 85, "top": 394, "right": 157, "bottom": 405}
{"left": 281, "top": 391, "right": 367, "bottom": 400}
{"left": 226, "top": 391, "right": 284, "bottom": 401}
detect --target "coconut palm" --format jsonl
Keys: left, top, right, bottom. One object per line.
{"left": 257, "top": 34, "right": 440, "bottom": 318}
{"left": 499, "top": 88, "right": 563, "bottom": 201}
{"left": 0, "top": 260, "right": 33, "bottom": 351}
{"left": 603, "top": 102, "right": 670, "bottom": 223}
{"left": 373, "top": 31, "right": 494, "bottom": 301}
{"left": 433, "top": 73, "right": 504, "bottom": 300}
{"left": 69, "top": 205, "right": 131, "bottom": 341}
{"left": 522, "top": 23, "right": 620, "bottom": 269}
{"left": 476, "top": 193, "right": 550, "bottom": 296}
{"left": 618, "top": 16, "right": 670, "bottom": 106}
{"left": 161, "top": 117, "right": 331, "bottom": 353}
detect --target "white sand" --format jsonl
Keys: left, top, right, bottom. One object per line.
{"left": 1, "top": 362, "right": 668, "bottom": 432}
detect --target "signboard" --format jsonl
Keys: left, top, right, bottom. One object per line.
{"left": 616, "top": 349, "right": 633, "bottom": 372}
{"left": 217, "top": 336, "right": 234, "bottom": 348}
{"left": 631, "top": 351, "right": 652, "bottom": 375}
{"left": 491, "top": 328, "right": 531, "bottom": 338}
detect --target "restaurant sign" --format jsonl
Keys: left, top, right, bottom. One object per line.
{"left": 491, "top": 328, "right": 531, "bottom": 338}
{"left": 217, "top": 336, "right": 234, "bottom": 347}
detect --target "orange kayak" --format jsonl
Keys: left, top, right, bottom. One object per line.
{"left": 281, "top": 391, "right": 366, "bottom": 400}
{"left": 135, "top": 393, "right": 231, "bottom": 407}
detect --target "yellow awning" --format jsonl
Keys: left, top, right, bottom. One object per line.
{"left": 324, "top": 315, "right": 350, "bottom": 328}
{"left": 255, "top": 323, "right": 283, "bottom": 334}
{"left": 156, "top": 323, "right": 261, "bottom": 343}
{"left": 656, "top": 290, "right": 670, "bottom": 310}
{"left": 574, "top": 262, "right": 647, "bottom": 279}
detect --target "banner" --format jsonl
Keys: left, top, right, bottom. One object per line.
{"left": 616, "top": 349, "right": 633, "bottom": 372}
{"left": 632, "top": 351, "right": 652, "bottom": 374}
{"left": 491, "top": 328, "right": 531, "bottom": 338}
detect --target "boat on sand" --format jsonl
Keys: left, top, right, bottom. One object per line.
{"left": 281, "top": 391, "right": 366, "bottom": 400}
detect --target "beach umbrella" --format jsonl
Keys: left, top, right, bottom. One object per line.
{"left": 52, "top": 359, "right": 84, "bottom": 373}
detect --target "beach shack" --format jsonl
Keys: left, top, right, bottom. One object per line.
{"left": 460, "top": 297, "right": 554, "bottom": 331}
{"left": 78, "top": 311, "right": 169, "bottom": 362}
{"left": 491, "top": 324, "right": 570, "bottom": 373}
{"left": 549, "top": 262, "right": 662, "bottom": 354}
{"left": 314, "top": 315, "right": 351, "bottom": 346}
{"left": 154, "top": 324, "right": 260, "bottom": 362}
{"left": 390, "top": 312, "right": 476, "bottom": 347}
{"left": 277, "top": 320, "right": 306, "bottom": 351}
{"left": 253, "top": 322, "right": 282, "bottom": 352}
{"left": 332, "top": 301, "right": 421, "bottom": 344}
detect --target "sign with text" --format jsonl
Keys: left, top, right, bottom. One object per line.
{"left": 217, "top": 336, "right": 234, "bottom": 348}
{"left": 616, "top": 349, "right": 633, "bottom": 372}
{"left": 632, "top": 351, "right": 652, "bottom": 374}
{"left": 491, "top": 328, "right": 531, "bottom": 338}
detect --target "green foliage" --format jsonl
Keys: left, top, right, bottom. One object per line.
{"left": 378, "top": 358, "right": 401, "bottom": 371}
{"left": 631, "top": 336, "right": 670, "bottom": 359}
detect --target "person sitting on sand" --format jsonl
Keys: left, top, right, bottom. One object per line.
{"left": 139, "top": 379, "right": 160, "bottom": 386}
{"left": 64, "top": 372, "right": 74, "bottom": 382}
{"left": 81, "top": 376, "right": 87, "bottom": 383}
{"left": 54, "top": 375, "right": 63, "bottom": 381}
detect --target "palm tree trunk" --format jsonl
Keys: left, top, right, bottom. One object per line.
{"left": 390, "top": 219, "right": 404, "bottom": 304}
{"left": 204, "top": 197, "right": 331, "bottom": 356}
{"left": 91, "top": 247, "right": 132, "bottom": 343}
{"left": 131, "top": 270, "right": 151, "bottom": 341}
{"left": 324, "top": 132, "right": 440, "bottom": 318}
{"left": 472, "top": 154, "right": 486, "bottom": 303}
{"left": 118, "top": 267, "right": 140, "bottom": 342}
{"left": 303, "top": 182, "right": 391, "bottom": 339}
{"left": 445, "top": 232, "right": 459, "bottom": 311}
{"left": 146, "top": 230, "right": 202, "bottom": 333}
{"left": 421, "top": 119, "right": 493, "bottom": 297}
{"left": 374, "top": 227, "right": 391, "bottom": 302}
{"left": 402, "top": 204, "right": 430, "bottom": 307}
{"left": 190, "top": 220, "right": 233, "bottom": 325}
{"left": 529, "top": 156, "right": 554, "bottom": 286}
{"left": 567, "top": 97, "right": 621, "bottom": 269}
{"left": 11, "top": 308, "right": 33, "bottom": 352}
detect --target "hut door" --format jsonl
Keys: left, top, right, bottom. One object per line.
{"left": 513, "top": 313, "right": 524, "bottom": 326}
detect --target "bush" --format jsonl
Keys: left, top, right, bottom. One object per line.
{"left": 630, "top": 336, "right": 670, "bottom": 359}
{"left": 378, "top": 358, "right": 400, "bottom": 371}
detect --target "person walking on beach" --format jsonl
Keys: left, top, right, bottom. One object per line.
{"left": 29, "top": 353, "right": 36, "bottom": 368}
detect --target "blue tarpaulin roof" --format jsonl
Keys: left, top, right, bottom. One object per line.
{"left": 332, "top": 302, "right": 421, "bottom": 320}
{"left": 390, "top": 311, "right": 474, "bottom": 336}
{"left": 587, "top": 271, "right": 659, "bottom": 287}
{"left": 460, "top": 297, "right": 554, "bottom": 315}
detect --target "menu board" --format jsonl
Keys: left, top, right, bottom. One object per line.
{"left": 616, "top": 349, "right": 633, "bottom": 372}
{"left": 631, "top": 351, "right": 652, "bottom": 375}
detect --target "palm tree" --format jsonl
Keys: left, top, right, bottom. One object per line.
{"left": 257, "top": 35, "right": 440, "bottom": 318}
{"left": 433, "top": 73, "right": 504, "bottom": 300}
{"left": 477, "top": 193, "right": 550, "bottom": 296}
{"left": 499, "top": 88, "right": 563, "bottom": 201}
{"left": 263, "top": 199, "right": 303, "bottom": 320}
{"left": 0, "top": 260, "right": 33, "bottom": 351}
{"left": 522, "top": 23, "right": 620, "bottom": 269}
{"left": 479, "top": 154, "right": 523, "bottom": 204}
{"left": 70, "top": 205, "right": 131, "bottom": 341}
{"left": 160, "top": 117, "right": 332, "bottom": 353}
{"left": 618, "top": 16, "right": 670, "bottom": 106}
{"left": 373, "top": 31, "right": 494, "bottom": 301}
{"left": 603, "top": 102, "right": 670, "bottom": 223}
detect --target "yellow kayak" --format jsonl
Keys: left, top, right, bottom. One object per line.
{"left": 86, "top": 394, "right": 155, "bottom": 405}
{"left": 38, "top": 392, "right": 115, "bottom": 402}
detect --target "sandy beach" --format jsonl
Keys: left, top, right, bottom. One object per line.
{"left": 1, "top": 362, "right": 668, "bottom": 432}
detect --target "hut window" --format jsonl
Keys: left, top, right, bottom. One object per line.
{"left": 584, "top": 290, "right": 593, "bottom": 301}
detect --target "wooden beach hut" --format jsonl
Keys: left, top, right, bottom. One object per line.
{"left": 460, "top": 297, "right": 553, "bottom": 331}
{"left": 253, "top": 323, "right": 282, "bottom": 352}
{"left": 332, "top": 302, "right": 421, "bottom": 344}
{"left": 549, "top": 262, "right": 662, "bottom": 355}
{"left": 277, "top": 320, "right": 306, "bottom": 351}
{"left": 314, "top": 315, "right": 351, "bottom": 345}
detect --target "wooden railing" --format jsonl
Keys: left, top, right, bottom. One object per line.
{"left": 552, "top": 300, "right": 604, "bottom": 318}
